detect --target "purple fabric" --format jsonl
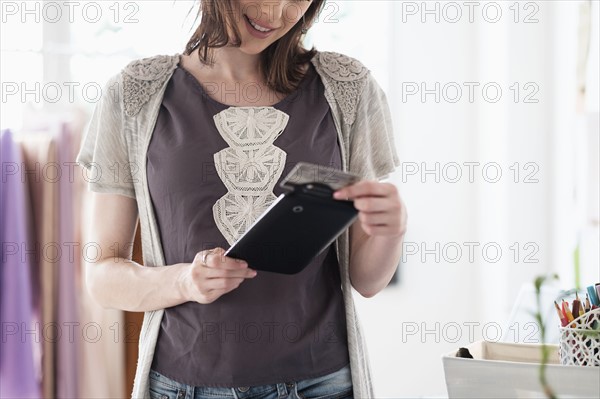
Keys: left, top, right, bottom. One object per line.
{"left": 0, "top": 129, "right": 42, "bottom": 398}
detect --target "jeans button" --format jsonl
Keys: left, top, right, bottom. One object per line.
{"left": 238, "top": 386, "right": 249, "bottom": 392}
{"left": 286, "top": 383, "right": 294, "bottom": 388}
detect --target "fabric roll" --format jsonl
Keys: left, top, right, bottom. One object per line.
{"left": 20, "top": 129, "right": 60, "bottom": 399}
{"left": 0, "top": 129, "right": 42, "bottom": 398}
{"left": 55, "top": 122, "right": 80, "bottom": 398}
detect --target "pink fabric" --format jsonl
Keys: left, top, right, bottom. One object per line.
{"left": 55, "top": 122, "right": 80, "bottom": 398}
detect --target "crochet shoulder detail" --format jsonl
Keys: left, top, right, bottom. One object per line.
{"left": 312, "top": 51, "right": 370, "bottom": 125}
{"left": 122, "top": 54, "right": 180, "bottom": 117}
{"left": 316, "top": 51, "right": 369, "bottom": 82}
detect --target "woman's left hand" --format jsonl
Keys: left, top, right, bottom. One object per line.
{"left": 333, "top": 180, "right": 407, "bottom": 237}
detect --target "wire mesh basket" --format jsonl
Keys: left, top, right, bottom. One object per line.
{"left": 558, "top": 308, "right": 600, "bottom": 366}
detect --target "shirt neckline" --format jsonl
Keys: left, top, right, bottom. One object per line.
{"left": 175, "top": 54, "right": 315, "bottom": 109}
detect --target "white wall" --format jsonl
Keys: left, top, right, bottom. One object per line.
{"left": 322, "top": 1, "right": 599, "bottom": 397}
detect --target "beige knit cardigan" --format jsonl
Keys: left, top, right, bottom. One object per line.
{"left": 76, "top": 51, "right": 400, "bottom": 398}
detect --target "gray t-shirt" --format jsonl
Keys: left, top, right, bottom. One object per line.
{"left": 147, "top": 62, "right": 350, "bottom": 387}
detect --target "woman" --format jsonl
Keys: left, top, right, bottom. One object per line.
{"left": 76, "top": 1, "right": 407, "bottom": 398}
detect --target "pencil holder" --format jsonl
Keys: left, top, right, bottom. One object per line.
{"left": 558, "top": 308, "right": 600, "bottom": 366}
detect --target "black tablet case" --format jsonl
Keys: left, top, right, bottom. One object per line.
{"left": 224, "top": 181, "right": 358, "bottom": 275}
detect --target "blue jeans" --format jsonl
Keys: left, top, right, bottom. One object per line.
{"left": 148, "top": 364, "right": 353, "bottom": 399}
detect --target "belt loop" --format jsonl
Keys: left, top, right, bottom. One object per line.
{"left": 276, "top": 382, "right": 288, "bottom": 398}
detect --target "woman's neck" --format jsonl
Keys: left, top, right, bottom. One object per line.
{"left": 209, "top": 47, "right": 262, "bottom": 82}
{"left": 182, "top": 46, "right": 286, "bottom": 107}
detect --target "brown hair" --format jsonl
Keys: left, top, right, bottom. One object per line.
{"left": 184, "top": 0, "right": 326, "bottom": 94}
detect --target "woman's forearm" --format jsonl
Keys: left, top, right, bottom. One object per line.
{"left": 86, "top": 259, "right": 191, "bottom": 312}
{"left": 349, "top": 233, "right": 404, "bottom": 298}
{"left": 333, "top": 181, "right": 407, "bottom": 298}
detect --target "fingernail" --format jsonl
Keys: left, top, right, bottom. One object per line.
{"left": 333, "top": 191, "right": 342, "bottom": 198}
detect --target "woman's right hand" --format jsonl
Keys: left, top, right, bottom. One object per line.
{"left": 181, "top": 247, "right": 257, "bottom": 304}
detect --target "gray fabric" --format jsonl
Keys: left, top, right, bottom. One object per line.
{"left": 147, "top": 64, "right": 350, "bottom": 386}
{"left": 75, "top": 51, "right": 401, "bottom": 399}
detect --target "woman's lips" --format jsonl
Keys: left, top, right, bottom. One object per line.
{"left": 243, "top": 14, "right": 276, "bottom": 39}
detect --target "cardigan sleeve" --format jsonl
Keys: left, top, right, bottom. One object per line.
{"left": 75, "top": 72, "right": 136, "bottom": 199}
{"left": 347, "top": 73, "right": 401, "bottom": 181}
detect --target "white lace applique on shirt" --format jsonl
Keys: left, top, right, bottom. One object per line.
{"left": 212, "top": 107, "right": 290, "bottom": 245}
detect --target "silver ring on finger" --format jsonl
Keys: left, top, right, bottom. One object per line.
{"left": 201, "top": 249, "right": 212, "bottom": 266}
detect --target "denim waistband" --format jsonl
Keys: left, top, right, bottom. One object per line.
{"left": 148, "top": 363, "right": 352, "bottom": 399}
